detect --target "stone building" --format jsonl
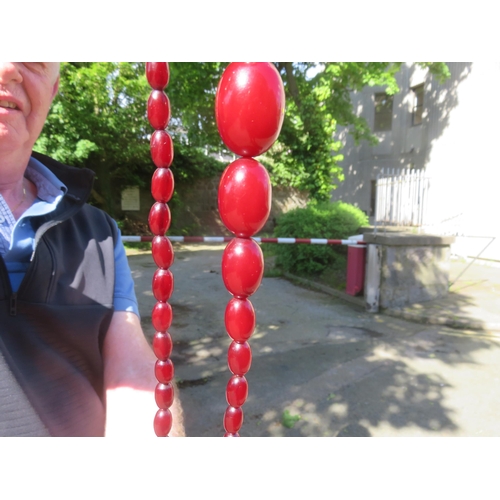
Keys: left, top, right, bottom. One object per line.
{"left": 331, "top": 62, "right": 500, "bottom": 263}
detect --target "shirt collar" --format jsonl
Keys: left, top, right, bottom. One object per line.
{"left": 26, "top": 156, "right": 67, "bottom": 203}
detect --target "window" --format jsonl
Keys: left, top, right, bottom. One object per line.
{"left": 374, "top": 93, "right": 393, "bottom": 132}
{"left": 411, "top": 84, "right": 424, "bottom": 126}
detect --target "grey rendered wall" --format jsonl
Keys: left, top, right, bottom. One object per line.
{"left": 330, "top": 63, "right": 473, "bottom": 223}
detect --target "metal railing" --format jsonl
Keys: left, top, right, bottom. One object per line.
{"left": 375, "top": 168, "right": 430, "bottom": 228}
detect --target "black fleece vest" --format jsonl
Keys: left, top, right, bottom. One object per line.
{"left": 0, "top": 153, "right": 116, "bottom": 436}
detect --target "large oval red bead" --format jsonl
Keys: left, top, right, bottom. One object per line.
{"left": 152, "top": 269, "right": 174, "bottom": 302}
{"left": 228, "top": 341, "right": 252, "bottom": 375}
{"left": 148, "top": 90, "right": 171, "bottom": 130}
{"left": 215, "top": 62, "right": 285, "bottom": 157}
{"left": 225, "top": 297, "right": 255, "bottom": 342}
{"left": 223, "top": 405, "right": 244, "bottom": 434}
{"left": 226, "top": 375, "right": 248, "bottom": 408}
{"left": 222, "top": 238, "right": 264, "bottom": 298}
{"left": 149, "top": 202, "right": 171, "bottom": 236}
{"left": 218, "top": 158, "right": 271, "bottom": 238}
{"left": 152, "top": 167, "right": 174, "bottom": 203}
{"left": 153, "top": 331, "right": 173, "bottom": 360}
{"left": 151, "top": 130, "right": 174, "bottom": 168}
{"left": 154, "top": 408, "right": 172, "bottom": 437}
{"left": 155, "top": 359, "right": 174, "bottom": 384}
{"left": 152, "top": 236, "right": 174, "bottom": 269}
{"left": 152, "top": 301, "right": 173, "bottom": 332}
{"left": 146, "top": 62, "right": 170, "bottom": 90}
{"left": 155, "top": 382, "right": 174, "bottom": 409}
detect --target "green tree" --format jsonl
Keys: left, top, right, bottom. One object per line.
{"left": 166, "top": 62, "right": 450, "bottom": 201}
{"left": 36, "top": 62, "right": 450, "bottom": 211}
{"left": 35, "top": 62, "right": 225, "bottom": 215}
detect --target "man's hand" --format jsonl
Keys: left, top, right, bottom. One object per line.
{"left": 102, "top": 311, "right": 184, "bottom": 437}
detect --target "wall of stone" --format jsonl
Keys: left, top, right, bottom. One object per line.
{"left": 379, "top": 245, "right": 450, "bottom": 308}
{"left": 363, "top": 233, "right": 454, "bottom": 310}
{"left": 119, "top": 176, "right": 308, "bottom": 236}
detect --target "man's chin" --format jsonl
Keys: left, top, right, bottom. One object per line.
{"left": 0, "top": 132, "right": 33, "bottom": 162}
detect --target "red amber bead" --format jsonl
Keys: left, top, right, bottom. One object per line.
{"left": 155, "top": 359, "right": 174, "bottom": 384}
{"left": 226, "top": 375, "right": 248, "bottom": 408}
{"left": 215, "top": 62, "right": 285, "bottom": 157}
{"left": 155, "top": 382, "right": 174, "bottom": 409}
{"left": 151, "top": 130, "right": 174, "bottom": 168}
{"left": 149, "top": 202, "right": 171, "bottom": 236}
{"left": 228, "top": 341, "right": 252, "bottom": 375}
{"left": 223, "top": 406, "right": 244, "bottom": 434}
{"left": 152, "top": 269, "right": 174, "bottom": 302}
{"left": 153, "top": 331, "right": 173, "bottom": 360}
{"left": 154, "top": 408, "right": 172, "bottom": 437}
{"left": 225, "top": 297, "right": 255, "bottom": 342}
{"left": 146, "top": 62, "right": 170, "bottom": 90}
{"left": 152, "top": 236, "right": 174, "bottom": 269}
{"left": 147, "top": 90, "right": 171, "bottom": 130}
{"left": 222, "top": 238, "right": 264, "bottom": 298}
{"left": 152, "top": 167, "right": 174, "bottom": 203}
{"left": 152, "top": 302, "right": 173, "bottom": 332}
{"left": 218, "top": 158, "right": 271, "bottom": 238}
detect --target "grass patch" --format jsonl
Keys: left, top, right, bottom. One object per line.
{"left": 281, "top": 409, "right": 301, "bottom": 429}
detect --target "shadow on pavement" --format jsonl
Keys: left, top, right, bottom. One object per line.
{"left": 128, "top": 244, "right": 500, "bottom": 437}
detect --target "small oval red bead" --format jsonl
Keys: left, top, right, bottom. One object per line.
{"left": 153, "top": 331, "right": 173, "bottom": 360}
{"left": 152, "top": 301, "right": 173, "bottom": 332}
{"left": 147, "top": 90, "right": 171, "bottom": 130}
{"left": 226, "top": 375, "right": 248, "bottom": 408}
{"left": 155, "top": 382, "right": 174, "bottom": 409}
{"left": 218, "top": 158, "right": 271, "bottom": 238}
{"left": 228, "top": 341, "right": 252, "bottom": 376}
{"left": 223, "top": 405, "right": 244, "bottom": 434}
{"left": 151, "top": 130, "right": 174, "bottom": 168}
{"left": 225, "top": 298, "right": 255, "bottom": 342}
{"left": 146, "top": 62, "right": 170, "bottom": 90}
{"left": 154, "top": 408, "right": 172, "bottom": 437}
{"left": 149, "top": 202, "right": 171, "bottom": 236}
{"left": 221, "top": 238, "right": 264, "bottom": 298}
{"left": 152, "top": 167, "right": 174, "bottom": 203}
{"left": 152, "top": 269, "right": 174, "bottom": 302}
{"left": 155, "top": 359, "right": 174, "bottom": 384}
{"left": 215, "top": 62, "right": 285, "bottom": 157}
{"left": 152, "top": 236, "right": 174, "bottom": 269}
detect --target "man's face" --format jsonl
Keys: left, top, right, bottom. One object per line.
{"left": 0, "top": 62, "right": 60, "bottom": 157}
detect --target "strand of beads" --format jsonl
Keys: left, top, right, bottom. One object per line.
{"left": 215, "top": 63, "right": 285, "bottom": 436}
{"left": 146, "top": 62, "right": 176, "bottom": 437}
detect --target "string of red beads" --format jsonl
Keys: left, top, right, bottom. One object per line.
{"left": 146, "top": 62, "right": 176, "bottom": 437}
{"left": 215, "top": 63, "right": 285, "bottom": 436}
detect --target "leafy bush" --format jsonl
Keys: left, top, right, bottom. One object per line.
{"left": 273, "top": 202, "right": 368, "bottom": 276}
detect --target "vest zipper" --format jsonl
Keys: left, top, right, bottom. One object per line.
{"left": 10, "top": 293, "right": 17, "bottom": 316}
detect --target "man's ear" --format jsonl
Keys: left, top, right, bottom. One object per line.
{"left": 51, "top": 76, "right": 60, "bottom": 100}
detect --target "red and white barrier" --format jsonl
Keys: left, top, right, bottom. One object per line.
{"left": 121, "top": 235, "right": 366, "bottom": 245}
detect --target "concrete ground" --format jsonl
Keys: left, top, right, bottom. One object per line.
{"left": 128, "top": 244, "right": 500, "bottom": 437}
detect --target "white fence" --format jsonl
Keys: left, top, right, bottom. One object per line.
{"left": 375, "top": 168, "right": 430, "bottom": 227}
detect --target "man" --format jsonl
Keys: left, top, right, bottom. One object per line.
{"left": 0, "top": 62, "right": 183, "bottom": 436}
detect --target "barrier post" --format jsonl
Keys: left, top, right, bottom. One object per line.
{"left": 346, "top": 244, "right": 366, "bottom": 296}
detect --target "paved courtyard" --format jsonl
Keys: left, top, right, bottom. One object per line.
{"left": 128, "top": 244, "right": 500, "bottom": 437}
